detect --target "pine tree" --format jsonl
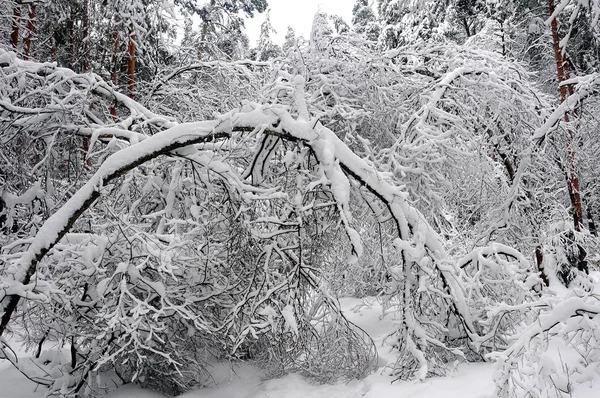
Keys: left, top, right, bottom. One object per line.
{"left": 351, "top": 0, "right": 380, "bottom": 41}
{"left": 255, "top": 11, "right": 282, "bottom": 61}
{"left": 376, "top": 0, "right": 452, "bottom": 47}
{"left": 283, "top": 26, "right": 297, "bottom": 54}
{"left": 453, "top": 0, "right": 486, "bottom": 38}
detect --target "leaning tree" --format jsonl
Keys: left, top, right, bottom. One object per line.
{"left": 0, "top": 47, "right": 485, "bottom": 395}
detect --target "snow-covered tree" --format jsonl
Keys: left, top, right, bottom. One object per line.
{"left": 282, "top": 26, "right": 297, "bottom": 54}
{"left": 352, "top": 0, "right": 381, "bottom": 42}
{"left": 254, "top": 11, "right": 282, "bottom": 61}
{"left": 3, "top": 2, "right": 600, "bottom": 397}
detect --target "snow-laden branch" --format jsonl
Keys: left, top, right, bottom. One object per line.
{"left": 1, "top": 97, "right": 478, "bottom": 384}
{"left": 2, "top": 43, "right": 538, "bottom": 385}
{"left": 546, "top": 0, "right": 600, "bottom": 51}
{"left": 490, "top": 291, "right": 600, "bottom": 397}
{"left": 0, "top": 49, "right": 176, "bottom": 129}
{"left": 148, "top": 59, "right": 270, "bottom": 97}
{"left": 531, "top": 73, "right": 600, "bottom": 142}
{"left": 0, "top": 107, "right": 273, "bottom": 335}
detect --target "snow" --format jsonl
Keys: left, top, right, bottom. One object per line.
{"left": 1, "top": 181, "right": 45, "bottom": 207}
{"left": 0, "top": 364, "right": 45, "bottom": 398}
{"left": 3, "top": 41, "right": 600, "bottom": 398}
{"left": 3, "top": 295, "right": 600, "bottom": 398}
{"left": 104, "top": 385, "right": 165, "bottom": 398}
{"left": 1, "top": 297, "right": 494, "bottom": 398}
{"left": 281, "top": 304, "right": 299, "bottom": 338}
{"left": 531, "top": 73, "right": 600, "bottom": 142}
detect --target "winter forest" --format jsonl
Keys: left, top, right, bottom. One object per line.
{"left": 1, "top": 0, "right": 600, "bottom": 397}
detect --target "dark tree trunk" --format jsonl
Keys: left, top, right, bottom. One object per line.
{"left": 10, "top": 1, "right": 22, "bottom": 50}
{"left": 588, "top": 206, "right": 597, "bottom": 237}
{"left": 461, "top": 18, "right": 471, "bottom": 38}
{"left": 548, "top": 0, "right": 584, "bottom": 232}
{"left": 82, "top": 0, "right": 89, "bottom": 72}
{"left": 535, "top": 246, "right": 549, "bottom": 287}
{"left": 81, "top": 0, "right": 90, "bottom": 165}
{"left": 23, "top": 3, "right": 36, "bottom": 60}
{"left": 127, "top": 24, "right": 136, "bottom": 99}
{"left": 110, "top": 24, "right": 119, "bottom": 118}
{"left": 69, "top": 0, "right": 76, "bottom": 69}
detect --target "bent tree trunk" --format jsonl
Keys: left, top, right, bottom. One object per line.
{"left": 0, "top": 65, "right": 477, "bottom": 383}
{"left": 0, "top": 104, "right": 474, "bottom": 341}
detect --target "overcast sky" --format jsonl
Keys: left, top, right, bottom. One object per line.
{"left": 244, "top": 0, "right": 355, "bottom": 45}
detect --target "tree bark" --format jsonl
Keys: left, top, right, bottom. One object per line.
{"left": 461, "top": 18, "right": 471, "bottom": 38}
{"left": 535, "top": 246, "right": 549, "bottom": 287}
{"left": 587, "top": 205, "right": 597, "bottom": 237}
{"left": 50, "top": 28, "right": 56, "bottom": 61}
{"left": 68, "top": 0, "right": 76, "bottom": 69}
{"left": 499, "top": 20, "right": 506, "bottom": 57}
{"left": 82, "top": 0, "right": 89, "bottom": 72}
{"left": 81, "top": 0, "right": 91, "bottom": 165}
{"left": 23, "top": 3, "right": 36, "bottom": 60}
{"left": 10, "top": 1, "right": 22, "bottom": 50}
{"left": 110, "top": 25, "right": 120, "bottom": 118}
{"left": 127, "top": 24, "right": 136, "bottom": 99}
{"left": 548, "top": 0, "right": 583, "bottom": 232}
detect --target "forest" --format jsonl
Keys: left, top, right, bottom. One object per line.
{"left": 1, "top": 0, "right": 600, "bottom": 397}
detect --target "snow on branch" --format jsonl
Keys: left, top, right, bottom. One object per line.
{"left": 0, "top": 43, "right": 547, "bottom": 389}
{"left": 531, "top": 73, "right": 600, "bottom": 142}
{"left": 491, "top": 291, "right": 600, "bottom": 398}
{"left": 0, "top": 70, "right": 482, "bottom": 385}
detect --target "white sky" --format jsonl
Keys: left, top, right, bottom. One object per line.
{"left": 244, "top": 0, "right": 354, "bottom": 45}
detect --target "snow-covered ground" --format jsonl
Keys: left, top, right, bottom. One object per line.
{"left": 0, "top": 297, "right": 498, "bottom": 398}
{"left": 2, "top": 295, "right": 599, "bottom": 397}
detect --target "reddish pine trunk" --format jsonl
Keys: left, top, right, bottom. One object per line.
{"left": 548, "top": 0, "right": 584, "bottom": 232}
{"left": 127, "top": 25, "right": 136, "bottom": 99}
{"left": 23, "top": 3, "right": 36, "bottom": 60}
{"left": 10, "top": 1, "right": 22, "bottom": 49}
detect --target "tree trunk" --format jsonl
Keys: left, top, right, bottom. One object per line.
{"left": 461, "top": 18, "right": 471, "bottom": 38}
{"left": 548, "top": 0, "right": 583, "bottom": 232}
{"left": 197, "top": 21, "right": 209, "bottom": 61}
{"left": 50, "top": 28, "right": 56, "bottom": 61}
{"left": 81, "top": 0, "right": 91, "bottom": 166}
{"left": 82, "top": 0, "right": 89, "bottom": 72}
{"left": 10, "top": 1, "right": 22, "bottom": 50}
{"left": 110, "top": 25, "right": 119, "bottom": 118}
{"left": 23, "top": 3, "right": 36, "bottom": 60}
{"left": 127, "top": 24, "right": 136, "bottom": 99}
{"left": 587, "top": 205, "right": 597, "bottom": 237}
{"left": 499, "top": 20, "right": 506, "bottom": 57}
{"left": 535, "top": 246, "right": 549, "bottom": 287}
{"left": 497, "top": 150, "right": 515, "bottom": 182}
{"left": 69, "top": 0, "right": 76, "bottom": 69}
